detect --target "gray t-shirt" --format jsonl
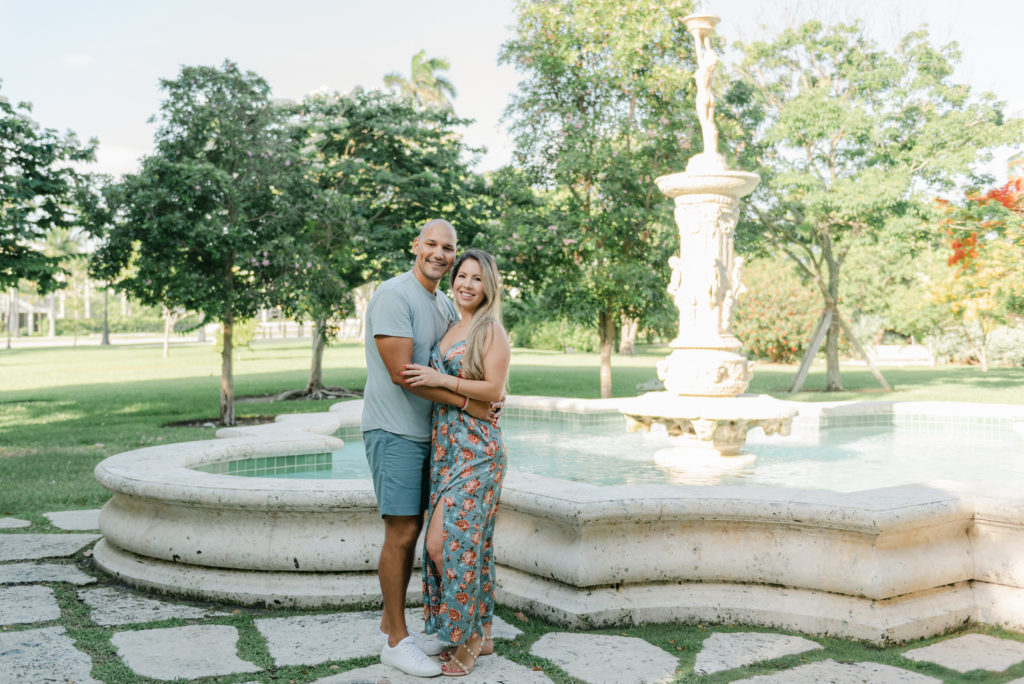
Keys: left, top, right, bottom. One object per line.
{"left": 361, "top": 270, "right": 458, "bottom": 442}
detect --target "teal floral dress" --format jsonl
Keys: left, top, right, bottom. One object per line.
{"left": 422, "top": 340, "right": 507, "bottom": 646}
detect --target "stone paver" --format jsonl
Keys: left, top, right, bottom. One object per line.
{"left": 0, "top": 626, "right": 101, "bottom": 683}
{"left": 256, "top": 607, "right": 521, "bottom": 667}
{"left": 0, "top": 561, "right": 97, "bottom": 585}
{"left": 902, "top": 633, "right": 1024, "bottom": 673}
{"left": 491, "top": 614, "right": 524, "bottom": 640}
{"left": 256, "top": 609, "right": 397, "bottom": 667}
{"left": 694, "top": 631, "right": 823, "bottom": 674}
{"left": 78, "top": 586, "right": 229, "bottom": 626}
{"left": 0, "top": 532, "right": 100, "bottom": 561}
{"left": 531, "top": 632, "right": 677, "bottom": 684}
{"left": 111, "top": 624, "right": 261, "bottom": 680}
{"left": 316, "top": 654, "right": 552, "bottom": 683}
{"left": 43, "top": 508, "right": 101, "bottom": 530}
{"left": 730, "top": 659, "right": 942, "bottom": 683}
{"left": 0, "top": 584, "right": 61, "bottom": 624}
{"left": 0, "top": 516, "right": 30, "bottom": 528}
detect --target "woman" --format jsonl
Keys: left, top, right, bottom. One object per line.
{"left": 401, "top": 249, "right": 510, "bottom": 676}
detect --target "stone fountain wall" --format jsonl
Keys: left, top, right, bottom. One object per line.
{"left": 92, "top": 398, "right": 1024, "bottom": 645}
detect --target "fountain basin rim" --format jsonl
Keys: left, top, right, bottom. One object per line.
{"left": 655, "top": 170, "right": 760, "bottom": 198}
{"left": 94, "top": 397, "right": 1024, "bottom": 532}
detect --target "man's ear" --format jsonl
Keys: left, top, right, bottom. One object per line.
{"left": 411, "top": 237, "right": 420, "bottom": 254}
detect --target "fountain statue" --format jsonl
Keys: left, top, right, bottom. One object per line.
{"left": 620, "top": 13, "right": 796, "bottom": 457}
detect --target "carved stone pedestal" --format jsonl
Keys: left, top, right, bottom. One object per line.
{"left": 620, "top": 12, "right": 795, "bottom": 457}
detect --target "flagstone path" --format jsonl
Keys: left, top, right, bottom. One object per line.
{"left": 3, "top": 511, "right": 1024, "bottom": 682}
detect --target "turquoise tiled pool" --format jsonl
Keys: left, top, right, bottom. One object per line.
{"left": 197, "top": 413, "right": 1024, "bottom": 491}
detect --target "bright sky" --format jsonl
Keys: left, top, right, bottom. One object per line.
{"left": 1, "top": 0, "right": 1020, "bottom": 178}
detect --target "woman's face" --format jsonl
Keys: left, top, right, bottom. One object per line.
{"left": 453, "top": 258, "right": 485, "bottom": 314}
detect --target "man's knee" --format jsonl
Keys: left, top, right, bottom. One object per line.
{"left": 383, "top": 515, "right": 422, "bottom": 549}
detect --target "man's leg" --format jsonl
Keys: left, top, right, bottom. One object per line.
{"left": 379, "top": 513, "right": 422, "bottom": 646}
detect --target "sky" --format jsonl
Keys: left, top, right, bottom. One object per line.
{"left": 1, "top": 0, "right": 1021, "bottom": 178}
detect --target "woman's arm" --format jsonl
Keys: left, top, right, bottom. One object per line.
{"left": 401, "top": 323, "right": 510, "bottom": 403}
{"left": 375, "top": 335, "right": 494, "bottom": 420}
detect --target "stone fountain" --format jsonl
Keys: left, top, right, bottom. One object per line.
{"left": 621, "top": 13, "right": 796, "bottom": 458}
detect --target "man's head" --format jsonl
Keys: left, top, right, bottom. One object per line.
{"left": 411, "top": 219, "right": 457, "bottom": 291}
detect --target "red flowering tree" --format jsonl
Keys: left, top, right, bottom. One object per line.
{"left": 929, "top": 163, "right": 1024, "bottom": 370}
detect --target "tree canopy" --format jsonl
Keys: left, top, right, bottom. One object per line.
{"left": 1, "top": 83, "right": 95, "bottom": 293}
{"left": 731, "top": 21, "right": 1023, "bottom": 389}
{"left": 91, "top": 61, "right": 306, "bottom": 424}
{"left": 282, "top": 87, "right": 486, "bottom": 397}
{"left": 384, "top": 50, "right": 457, "bottom": 110}
{"left": 497, "top": 0, "right": 699, "bottom": 397}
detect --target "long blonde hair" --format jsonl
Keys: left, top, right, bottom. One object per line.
{"left": 451, "top": 249, "right": 503, "bottom": 382}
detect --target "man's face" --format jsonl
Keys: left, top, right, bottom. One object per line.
{"left": 412, "top": 222, "right": 457, "bottom": 285}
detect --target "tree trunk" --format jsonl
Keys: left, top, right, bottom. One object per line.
{"left": 823, "top": 252, "right": 843, "bottom": 391}
{"left": 48, "top": 293, "right": 56, "bottom": 338}
{"left": 196, "top": 314, "right": 206, "bottom": 343}
{"left": 618, "top": 317, "right": 638, "bottom": 356}
{"left": 979, "top": 346, "right": 989, "bottom": 372}
{"left": 100, "top": 288, "right": 110, "bottom": 346}
{"left": 824, "top": 301, "right": 843, "bottom": 391}
{"left": 305, "top": 317, "right": 328, "bottom": 394}
{"left": 598, "top": 310, "right": 615, "bottom": 399}
{"left": 83, "top": 279, "right": 92, "bottom": 319}
{"left": 5, "top": 288, "right": 14, "bottom": 349}
{"left": 220, "top": 314, "right": 235, "bottom": 426}
{"left": 162, "top": 307, "right": 174, "bottom": 358}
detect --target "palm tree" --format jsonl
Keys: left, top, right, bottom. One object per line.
{"left": 383, "top": 50, "right": 457, "bottom": 110}
{"left": 39, "top": 227, "right": 86, "bottom": 338}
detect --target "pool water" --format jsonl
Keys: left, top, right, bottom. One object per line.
{"left": 242, "top": 417, "right": 1024, "bottom": 492}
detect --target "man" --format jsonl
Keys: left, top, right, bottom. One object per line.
{"left": 362, "top": 218, "right": 494, "bottom": 677}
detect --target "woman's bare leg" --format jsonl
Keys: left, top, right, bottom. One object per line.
{"left": 425, "top": 499, "right": 445, "bottom": 575}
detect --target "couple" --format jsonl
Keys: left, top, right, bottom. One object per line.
{"left": 361, "top": 218, "right": 510, "bottom": 677}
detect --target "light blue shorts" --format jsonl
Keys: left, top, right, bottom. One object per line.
{"left": 363, "top": 429, "right": 430, "bottom": 517}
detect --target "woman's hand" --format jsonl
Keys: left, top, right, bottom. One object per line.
{"left": 401, "top": 363, "right": 449, "bottom": 389}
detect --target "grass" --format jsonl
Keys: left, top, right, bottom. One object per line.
{"left": 3, "top": 338, "right": 1024, "bottom": 682}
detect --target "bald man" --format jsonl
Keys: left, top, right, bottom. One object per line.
{"left": 362, "top": 219, "right": 493, "bottom": 677}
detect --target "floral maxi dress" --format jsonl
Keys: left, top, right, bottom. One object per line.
{"left": 422, "top": 341, "right": 507, "bottom": 646}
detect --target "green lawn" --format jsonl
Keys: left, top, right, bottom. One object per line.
{"left": 4, "top": 339, "right": 1024, "bottom": 682}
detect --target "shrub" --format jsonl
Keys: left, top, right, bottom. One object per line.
{"left": 733, "top": 257, "right": 819, "bottom": 363}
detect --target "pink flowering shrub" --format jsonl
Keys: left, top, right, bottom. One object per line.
{"left": 732, "top": 257, "right": 819, "bottom": 363}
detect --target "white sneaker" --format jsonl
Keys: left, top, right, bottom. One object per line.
{"left": 411, "top": 631, "right": 447, "bottom": 657}
{"left": 381, "top": 635, "right": 442, "bottom": 677}
{"left": 380, "top": 629, "right": 447, "bottom": 657}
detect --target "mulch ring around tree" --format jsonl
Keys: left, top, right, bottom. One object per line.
{"left": 162, "top": 416, "right": 276, "bottom": 428}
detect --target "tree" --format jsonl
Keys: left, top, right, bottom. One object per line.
{"left": 928, "top": 164, "right": 1024, "bottom": 370}
{"left": 731, "top": 22, "right": 1022, "bottom": 390}
{"left": 279, "top": 88, "right": 486, "bottom": 399}
{"left": 498, "top": 0, "right": 699, "bottom": 398}
{"left": 91, "top": 61, "right": 306, "bottom": 425}
{"left": 1, "top": 82, "right": 95, "bottom": 349}
{"left": 384, "top": 50, "right": 457, "bottom": 110}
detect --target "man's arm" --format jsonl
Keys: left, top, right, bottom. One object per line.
{"left": 375, "top": 335, "right": 492, "bottom": 420}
